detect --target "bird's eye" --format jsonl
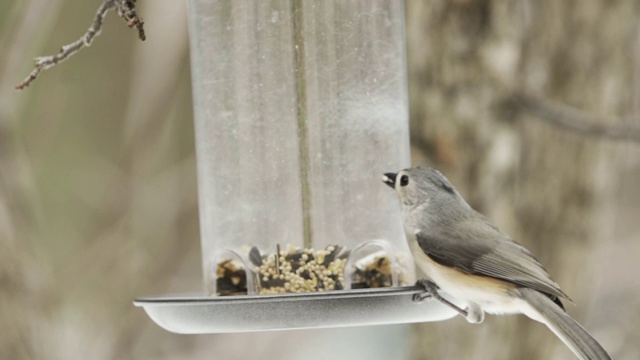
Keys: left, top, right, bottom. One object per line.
{"left": 400, "top": 175, "right": 409, "bottom": 187}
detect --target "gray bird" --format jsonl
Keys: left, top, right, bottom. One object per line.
{"left": 383, "top": 166, "right": 611, "bottom": 360}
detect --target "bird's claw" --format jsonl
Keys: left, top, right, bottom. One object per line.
{"left": 412, "top": 292, "right": 433, "bottom": 303}
{"left": 412, "top": 279, "right": 438, "bottom": 303}
{"left": 413, "top": 278, "right": 470, "bottom": 319}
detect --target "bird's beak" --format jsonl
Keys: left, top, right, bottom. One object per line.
{"left": 382, "top": 172, "right": 397, "bottom": 189}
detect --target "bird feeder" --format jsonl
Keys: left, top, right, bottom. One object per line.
{"left": 135, "top": 0, "right": 458, "bottom": 333}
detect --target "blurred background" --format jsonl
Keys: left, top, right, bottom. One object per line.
{"left": 1, "top": 1, "right": 639, "bottom": 359}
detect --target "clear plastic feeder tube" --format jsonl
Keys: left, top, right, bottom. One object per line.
{"left": 188, "top": 0, "right": 413, "bottom": 295}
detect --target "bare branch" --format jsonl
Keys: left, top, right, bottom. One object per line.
{"left": 15, "top": 0, "right": 145, "bottom": 90}
{"left": 116, "top": 0, "right": 146, "bottom": 41}
{"left": 511, "top": 91, "right": 640, "bottom": 143}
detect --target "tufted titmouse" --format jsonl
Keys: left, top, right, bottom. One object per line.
{"left": 383, "top": 166, "right": 611, "bottom": 360}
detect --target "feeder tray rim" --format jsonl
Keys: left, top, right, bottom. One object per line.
{"left": 134, "top": 285, "right": 426, "bottom": 306}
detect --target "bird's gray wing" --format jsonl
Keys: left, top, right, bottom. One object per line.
{"left": 416, "top": 218, "right": 569, "bottom": 302}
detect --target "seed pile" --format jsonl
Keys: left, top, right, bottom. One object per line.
{"left": 250, "top": 245, "right": 349, "bottom": 294}
{"left": 350, "top": 255, "right": 396, "bottom": 288}
{"left": 215, "top": 259, "right": 248, "bottom": 296}
{"left": 214, "top": 245, "right": 409, "bottom": 296}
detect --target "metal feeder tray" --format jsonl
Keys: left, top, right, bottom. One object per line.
{"left": 134, "top": 285, "right": 460, "bottom": 334}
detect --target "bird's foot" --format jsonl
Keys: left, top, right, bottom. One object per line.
{"left": 413, "top": 279, "right": 468, "bottom": 318}
{"left": 412, "top": 279, "right": 439, "bottom": 303}
{"left": 413, "top": 279, "right": 484, "bottom": 323}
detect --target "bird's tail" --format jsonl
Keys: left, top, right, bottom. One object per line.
{"left": 519, "top": 288, "right": 611, "bottom": 360}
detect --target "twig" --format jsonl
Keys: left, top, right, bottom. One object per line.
{"left": 15, "top": 0, "right": 145, "bottom": 90}
{"left": 117, "top": 0, "right": 146, "bottom": 41}
{"left": 511, "top": 91, "right": 640, "bottom": 143}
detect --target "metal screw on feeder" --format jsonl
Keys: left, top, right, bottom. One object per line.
{"left": 135, "top": 0, "right": 459, "bottom": 334}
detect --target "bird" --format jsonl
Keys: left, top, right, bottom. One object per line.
{"left": 382, "top": 166, "right": 611, "bottom": 360}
